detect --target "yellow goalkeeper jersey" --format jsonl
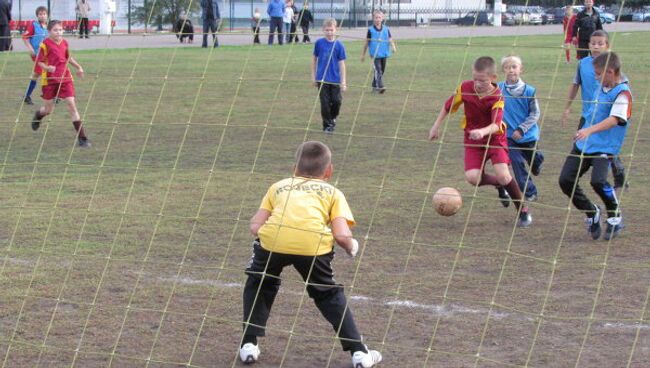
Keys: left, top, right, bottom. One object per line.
{"left": 257, "top": 176, "right": 355, "bottom": 256}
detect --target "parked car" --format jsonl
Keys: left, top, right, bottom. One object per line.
{"left": 632, "top": 9, "right": 650, "bottom": 22}
{"left": 527, "top": 10, "right": 543, "bottom": 25}
{"left": 501, "top": 11, "right": 515, "bottom": 26}
{"left": 541, "top": 10, "right": 555, "bottom": 24}
{"left": 455, "top": 11, "right": 493, "bottom": 26}
{"left": 547, "top": 8, "right": 566, "bottom": 24}
{"left": 600, "top": 11, "right": 616, "bottom": 23}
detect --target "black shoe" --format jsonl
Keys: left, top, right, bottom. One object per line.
{"left": 585, "top": 205, "right": 602, "bottom": 240}
{"left": 497, "top": 186, "right": 511, "bottom": 208}
{"left": 32, "top": 112, "right": 43, "bottom": 131}
{"left": 24, "top": 96, "right": 34, "bottom": 105}
{"left": 531, "top": 160, "right": 543, "bottom": 176}
{"left": 78, "top": 137, "right": 92, "bottom": 148}
{"left": 323, "top": 126, "right": 334, "bottom": 134}
{"left": 517, "top": 209, "right": 532, "bottom": 228}
{"left": 603, "top": 217, "right": 624, "bottom": 240}
{"left": 378, "top": 88, "right": 386, "bottom": 94}
{"left": 613, "top": 173, "right": 628, "bottom": 190}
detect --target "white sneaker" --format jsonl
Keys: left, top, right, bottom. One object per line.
{"left": 352, "top": 347, "right": 382, "bottom": 368}
{"left": 239, "top": 343, "right": 260, "bottom": 364}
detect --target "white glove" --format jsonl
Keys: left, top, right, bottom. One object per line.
{"left": 347, "top": 238, "right": 359, "bottom": 258}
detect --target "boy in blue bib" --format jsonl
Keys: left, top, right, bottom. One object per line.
{"left": 361, "top": 10, "right": 396, "bottom": 94}
{"left": 558, "top": 52, "right": 632, "bottom": 240}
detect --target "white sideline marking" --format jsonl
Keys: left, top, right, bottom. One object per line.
{"left": 603, "top": 322, "right": 650, "bottom": 330}
{"left": 159, "top": 275, "right": 508, "bottom": 319}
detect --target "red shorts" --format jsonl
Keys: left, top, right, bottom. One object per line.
{"left": 464, "top": 142, "right": 510, "bottom": 171}
{"left": 42, "top": 82, "right": 75, "bottom": 100}
{"left": 31, "top": 55, "right": 42, "bottom": 74}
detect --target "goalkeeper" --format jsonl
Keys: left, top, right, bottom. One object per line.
{"left": 239, "top": 141, "right": 382, "bottom": 368}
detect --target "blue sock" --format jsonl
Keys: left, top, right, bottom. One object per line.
{"left": 26, "top": 80, "right": 37, "bottom": 98}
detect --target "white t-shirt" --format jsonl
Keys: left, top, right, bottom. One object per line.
{"left": 283, "top": 7, "right": 294, "bottom": 23}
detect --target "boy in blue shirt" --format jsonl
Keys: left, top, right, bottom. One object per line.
{"left": 21, "top": 6, "right": 48, "bottom": 105}
{"left": 311, "top": 18, "right": 347, "bottom": 133}
{"left": 558, "top": 51, "right": 632, "bottom": 240}
{"left": 498, "top": 55, "right": 544, "bottom": 202}
{"left": 361, "top": 10, "right": 396, "bottom": 94}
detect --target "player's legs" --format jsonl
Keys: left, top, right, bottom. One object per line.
{"left": 328, "top": 85, "right": 342, "bottom": 124}
{"left": 508, "top": 140, "right": 537, "bottom": 199}
{"left": 291, "top": 252, "right": 366, "bottom": 353}
{"left": 464, "top": 168, "right": 483, "bottom": 186}
{"left": 242, "top": 239, "right": 286, "bottom": 340}
{"left": 372, "top": 58, "right": 386, "bottom": 91}
{"left": 318, "top": 83, "right": 334, "bottom": 131}
{"left": 610, "top": 155, "right": 627, "bottom": 189}
{"left": 590, "top": 155, "right": 618, "bottom": 218}
{"left": 558, "top": 148, "right": 597, "bottom": 215}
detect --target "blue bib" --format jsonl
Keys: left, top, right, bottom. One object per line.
{"left": 29, "top": 21, "right": 48, "bottom": 55}
{"left": 498, "top": 82, "right": 539, "bottom": 143}
{"left": 576, "top": 82, "right": 631, "bottom": 155}
{"left": 578, "top": 56, "right": 600, "bottom": 121}
{"left": 367, "top": 25, "right": 391, "bottom": 59}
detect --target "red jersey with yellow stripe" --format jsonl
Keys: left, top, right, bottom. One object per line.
{"left": 444, "top": 80, "right": 506, "bottom": 146}
{"left": 36, "top": 38, "right": 73, "bottom": 86}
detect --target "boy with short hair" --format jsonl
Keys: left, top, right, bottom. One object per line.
{"left": 429, "top": 56, "right": 532, "bottom": 228}
{"left": 32, "top": 20, "right": 90, "bottom": 147}
{"left": 498, "top": 55, "right": 544, "bottom": 202}
{"left": 311, "top": 18, "right": 347, "bottom": 133}
{"left": 558, "top": 51, "right": 632, "bottom": 240}
{"left": 361, "top": 10, "right": 396, "bottom": 94}
{"left": 562, "top": 30, "right": 627, "bottom": 190}
{"left": 22, "top": 6, "right": 49, "bottom": 105}
{"left": 240, "top": 141, "right": 382, "bottom": 368}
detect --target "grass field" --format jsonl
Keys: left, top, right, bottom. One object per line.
{"left": 1, "top": 31, "right": 649, "bottom": 367}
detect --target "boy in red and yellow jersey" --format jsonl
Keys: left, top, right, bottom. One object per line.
{"left": 428, "top": 56, "right": 531, "bottom": 227}
{"left": 32, "top": 20, "right": 90, "bottom": 147}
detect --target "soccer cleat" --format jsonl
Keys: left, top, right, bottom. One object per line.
{"left": 531, "top": 160, "right": 543, "bottom": 176}
{"left": 352, "top": 347, "right": 382, "bottom": 368}
{"left": 517, "top": 209, "right": 532, "bottom": 228}
{"left": 32, "top": 112, "right": 43, "bottom": 131}
{"left": 323, "top": 126, "right": 334, "bottom": 134}
{"left": 603, "top": 217, "right": 624, "bottom": 240}
{"left": 613, "top": 173, "right": 629, "bottom": 191}
{"left": 78, "top": 138, "right": 92, "bottom": 148}
{"left": 585, "top": 205, "right": 602, "bottom": 240}
{"left": 378, "top": 87, "right": 386, "bottom": 94}
{"left": 239, "top": 343, "right": 260, "bottom": 364}
{"left": 24, "top": 96, "right": 34, "bottom": 105}
{"left": 497, "top": 186, "right": 511, "bottom": 208}
{"left": 525, "top": 193, "right": 537, "bottom": 202}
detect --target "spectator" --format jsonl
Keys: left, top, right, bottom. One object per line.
{"left": 267, "top": 0, "right": 284, "bottom": 45}
{"left": 76, "top": 0, "right": 91, "bottom": 39}
{"left": 0, "top": 0, "right": 12, "bottom": 51}
{"left": 174, "top": 13, "right": 194, "bottom": 44}
{"left": 298, "top": 3, "right": 313, "bottom": 43}
{"left": 571, "top": 0, "right": 603, "bottom": 59}
{"left": 289, "top": 0, "right": 299, "bottom": 43}
{"left": 283, "top": 0, "right": 294, "bottom": 44}
{"left": 201, "top": 0, "right": 220, "bottom": 48}
{"left": 251, "top": 8, "right": 262, "bottom": 44}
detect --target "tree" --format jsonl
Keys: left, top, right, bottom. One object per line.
{"left": 133, "top": 0, "right": 200, "bottom": 30}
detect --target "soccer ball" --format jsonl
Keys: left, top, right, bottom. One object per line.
{"left": 432, "top": 187, "right": 462, "bottom": 216}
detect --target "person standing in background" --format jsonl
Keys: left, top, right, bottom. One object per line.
{"left": 0, "top": 0, "right": 12, "bottom": 51}
{"left": 76, "top": 0, "right": 91, "bottom": 38}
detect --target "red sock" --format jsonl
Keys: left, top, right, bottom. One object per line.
{"left": 565, "top": 49, "right": 570, "bottom": 62}
{"left": 72, "top": 121, "right": 87, "bottom": 140}
{"left": 479, "top": 173, "right": 500, "bottom": 187}
{"left": 504, "top": 178, "right": 523, "bottom": 210}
